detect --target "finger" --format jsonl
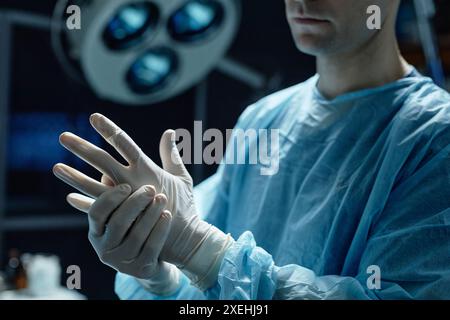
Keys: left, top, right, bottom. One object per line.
{"left": 105, "top": 185, "right": 156, "bottom": 249}
{"left": 137, "top": 210, "right": 172, "bottom": 265}
{"left": 59, "top": 132, "right": 125, "bottom": 183}
{"left": 101, "top": 174, "right": 116, "bottom": 187}
{"left": 159, "top": 129, "right": 190, "bottom": 180}
{"left": 119, "top": 193, "right": 168, "bottom": 260}
{"left": 67, "top": 193, "right": 94, "bottom": 213}
{"left": 53, "top": 163, "right": 111, "bottom": 198}
{"left": 89, "top": 184, "right": 132, "bottom": 236}
{"left": 90, "top": 113, "right": 142, "bottom": 165}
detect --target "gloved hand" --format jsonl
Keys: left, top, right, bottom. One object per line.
{"left": 66, "top": 182, "right": 181, "bottom": 296}
{"left": 54, "top": 113, "right": 234, "bottom": 290}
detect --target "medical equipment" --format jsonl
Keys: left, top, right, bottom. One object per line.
{"left": 52, "top": 0, "right": 242, "bottom": 105}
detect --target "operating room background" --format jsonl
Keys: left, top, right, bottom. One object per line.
{"left": 0, "top": 0, "right": 449, "bottom": 299}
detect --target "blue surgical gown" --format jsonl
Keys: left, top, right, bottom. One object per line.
{"left": 115, "top": 68, "right": 450, "bottom": 300}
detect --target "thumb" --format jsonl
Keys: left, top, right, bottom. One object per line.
{"left": 66, "top": 193, "right": 94, "bottom": 213}
{"left": 159, "top": 129, "right": 190, "bottom": 180}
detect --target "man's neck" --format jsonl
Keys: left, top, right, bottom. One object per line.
{"left": 316, "top": 31, "right": 409, "bottom": 100}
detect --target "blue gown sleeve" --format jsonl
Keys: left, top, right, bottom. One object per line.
{"left": 114, "top": 271, "right": 207, "bottom": 300}
{"left": 203, "top": 130, "right": 450, "bottom": 300}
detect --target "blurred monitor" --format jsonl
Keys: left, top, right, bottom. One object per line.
{"left": 8, "top": 112, "right": 100, "bottom": 171}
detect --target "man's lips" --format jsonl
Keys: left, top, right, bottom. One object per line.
{"left": 292, "top": 16, "right": 330, "bottom": 25}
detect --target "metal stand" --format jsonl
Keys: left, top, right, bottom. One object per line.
{"left": 0, "top": 12, "right": 12, "bottom": 267}
{"left": 413, "top": 0, "right": 446, "bottom": 87}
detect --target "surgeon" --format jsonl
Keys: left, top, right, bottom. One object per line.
{"left": 53, "top": 0, "right": 450, "bottom": 299}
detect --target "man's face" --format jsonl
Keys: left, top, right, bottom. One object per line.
{"left": 285, "top": 0, "right": 398, "bottom": 56}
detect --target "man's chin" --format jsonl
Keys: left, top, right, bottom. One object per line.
{"left": 293, "top": 35, "right": 334, "bottom": 56}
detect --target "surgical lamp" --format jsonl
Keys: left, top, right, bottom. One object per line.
{"left": 52, "top": 0, "right": 247, "bottom": 105}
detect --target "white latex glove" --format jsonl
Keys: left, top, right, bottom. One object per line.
{"left": 67, "top": 183, "right": 180, "bottom": 295}
{"left": 54, "top": 113, "right": 234, "bottom": 290}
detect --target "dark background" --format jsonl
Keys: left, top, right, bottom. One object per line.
{"left": 0, "top": 0, "right": 448, "bottom": 299}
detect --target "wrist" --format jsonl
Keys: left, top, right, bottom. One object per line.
{"left": 137, "top": 263, "right": 181, "bottom": 296}
{"left": 182, "top": 224, "right": 234, "bottom": 291}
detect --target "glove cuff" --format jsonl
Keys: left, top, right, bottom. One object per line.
{"left": 182, "top": 225, "right": 234, "bottom": 291}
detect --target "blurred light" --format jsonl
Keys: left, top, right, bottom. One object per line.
{"left": 169, "top": 0, "right": 224, "bottom": 42}
{"left": 126, "top": 48, "right": 178, "bottom": 94}
{"left": 57, "top": 0, "right": 240, "bottom": 105}
{"left": 103, "top": 2, "right": 159, "bottom": 50}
